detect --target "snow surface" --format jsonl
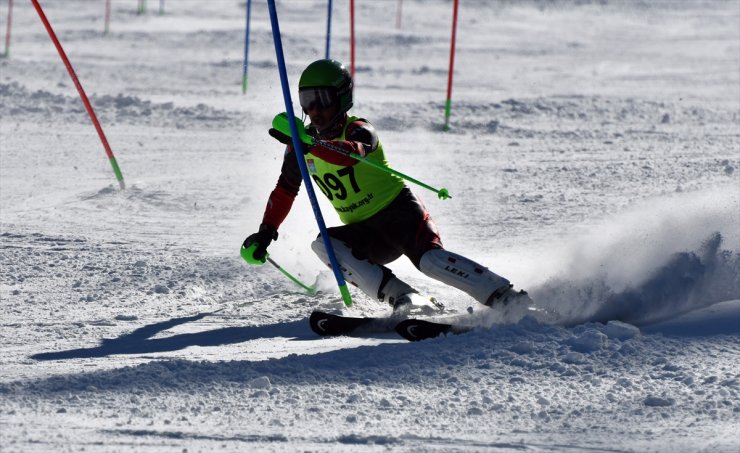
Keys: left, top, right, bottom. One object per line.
{"left": 1, "top": 0, "right": 739, "bottom": 451}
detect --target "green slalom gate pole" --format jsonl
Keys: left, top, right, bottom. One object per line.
{"left": 267, "top": 0, "right": 353, "bottom": 307}
{"left": 272, "top": 113, "right": 451, "bottom": 200}
{"left": 240, "top": 245, "right": 317, "bottom": 295}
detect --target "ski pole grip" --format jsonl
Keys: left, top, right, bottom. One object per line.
{"left": 240, "top": 244, "right": 267, "bottom": 266}
{"left": 272, "top": 112, "right": 314, "bottom": 145}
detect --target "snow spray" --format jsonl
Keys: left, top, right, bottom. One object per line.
{"left": 266, "top": 0, "right": 353, "bottom": 307}
{"left": 31, "top": 0, "right": 126, "bottom": 190}
{"left": 530, "top": 186, "right": 740, "bottom": 326}
{"left": 443, "top": 0, "right": 459, "bottom": 131}
{"left": 242, "top": 0, "right": 251, "bottom": 94}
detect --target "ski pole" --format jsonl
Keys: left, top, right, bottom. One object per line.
{"left": 324, "top": 141, "right": 451, "bottom": 200}
{"left": 240, "top": 244, "right": 317, "bottom": 295}
{"left": 267, "top": 257, "right": 317, "bottom": 295}
{"left": 272, "top": 113, "right": 451, "bottom": 200}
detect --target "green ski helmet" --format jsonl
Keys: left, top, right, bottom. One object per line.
{"left": 298, "top": 59, "right": 353, "bottom": 114}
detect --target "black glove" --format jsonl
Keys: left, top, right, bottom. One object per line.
{"left": 269, "top": 128, "right": 312, "bottom": 154}
{"left": 242, "top": 224, "right": 278, "bottom": 262}
{"left": 269, "top": 128, "right": 291, "bottom": 145}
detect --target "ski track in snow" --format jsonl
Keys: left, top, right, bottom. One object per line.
{"left": 1, "top": 0, "right": 739, "bottom": 451}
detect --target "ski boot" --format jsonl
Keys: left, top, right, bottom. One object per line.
{"left": 392, "top": 292, "right": 445, "bottom": 317}
{"left": 484, "top": 284, "right": 533, "bottom": 308}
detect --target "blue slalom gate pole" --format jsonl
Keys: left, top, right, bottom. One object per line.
{"left": 325, "top": 0, "right": 332, "bottom": 59}
{"left": 266, "top": 0, "right": 353, "bottom": 307}
{"left": 242, "top": 0, "right": 252, "bottom": 94}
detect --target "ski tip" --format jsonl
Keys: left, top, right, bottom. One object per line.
{"left": 309, "top": 311, "right": 344, "bottom": 336}
{"left": 308, "top": 310, "right": 373, "bottom": 337}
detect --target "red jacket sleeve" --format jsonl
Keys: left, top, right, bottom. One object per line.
{"left": 261, "top": 147, "right": 302, "bottom": 230}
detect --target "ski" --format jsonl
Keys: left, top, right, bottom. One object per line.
{"left": 311, "top": 295, "right": 556, "bottom": 340}
{"left": 395, "top": 317, "right": 474, "bottom": 341}
{"left": 309, "top": 295, "right": 448, "bottom": 337}
{"left": 309, "top": 310, "right": 399, "bottom": 337}
{"left": 395, "top": 297, "right": 560, "bottom": 341}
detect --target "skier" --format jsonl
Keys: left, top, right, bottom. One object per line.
{"left": 243, "top": 59, "right": 529, "bottom": 313}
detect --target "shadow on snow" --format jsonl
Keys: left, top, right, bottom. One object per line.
{"left": 30, "top": 312, "right": 316, "bottom": 361}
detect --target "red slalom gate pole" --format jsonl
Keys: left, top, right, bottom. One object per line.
{"left": 31, "top": 0, "right": 126, "bottom": 189}
{"left": 443, "top": 0, "right": 459, "bottom": 131}
{"left": 3, "top": 0, "right": 12, "bottom": 58}
{"left": 349, "top": 0, "right": 355, "bottom": 79}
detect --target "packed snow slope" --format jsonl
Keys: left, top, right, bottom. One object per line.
{"left": 1, "top": 1, "right": 738, "bottom": 452}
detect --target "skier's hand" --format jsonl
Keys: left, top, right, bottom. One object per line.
{"left": 269, "top": 128, "right": 312, "bottom": 154}
{"left": 268, "top": 128, "right": 292, "bottom": 145}
{"left": 241, "top": 224, "right": 278, "bottom": 264}
{"left": 271, "top": 112, "right": 314, "bottom": 146}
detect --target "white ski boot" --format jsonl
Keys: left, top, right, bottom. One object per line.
{"left": 484, "top": 284, "right": 533, "bottom": 308}
{"left": 311, "top": 237, "right": 444, "bottom": 315}
{"left": 391, "top": 292, "right": 445, "bottom": 316}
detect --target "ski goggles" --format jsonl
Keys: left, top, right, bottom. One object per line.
{"left": 299, "top": 87, "right": 338, "bottom": 112}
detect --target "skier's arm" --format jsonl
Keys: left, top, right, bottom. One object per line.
{"left": 308, "top": 120, "right": 379, "bottom": 166}
{"left": 261, "top": 147, "right": 303, "bottom": 230}
{"left": 242, "top": 147, "right": 302, "bottom": 262}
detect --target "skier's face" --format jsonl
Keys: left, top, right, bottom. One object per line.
{"left": 300, "top": 87, "right": 340, "bottom": 131}
{"left": 306, "top": 102, "right": 338, "bottom": 131}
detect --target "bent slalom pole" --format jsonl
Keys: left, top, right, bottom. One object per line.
{"left": 272, "top": 113, "right": 451, "bottom": 200}
{"left": 240, "top": 245, "right": 317, "bottom": 295}
{"left": 267, "top": 0, "right": 353, "bottom": 307}
{"left": 31, "top": 0, "right": 125, "bottom": 190}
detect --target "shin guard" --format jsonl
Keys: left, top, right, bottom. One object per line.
{"left": 419, "top": 248, "right": 510, "bottom": 304}
{"left": 311, "top": 237, "right": 415, "bottom": 304}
